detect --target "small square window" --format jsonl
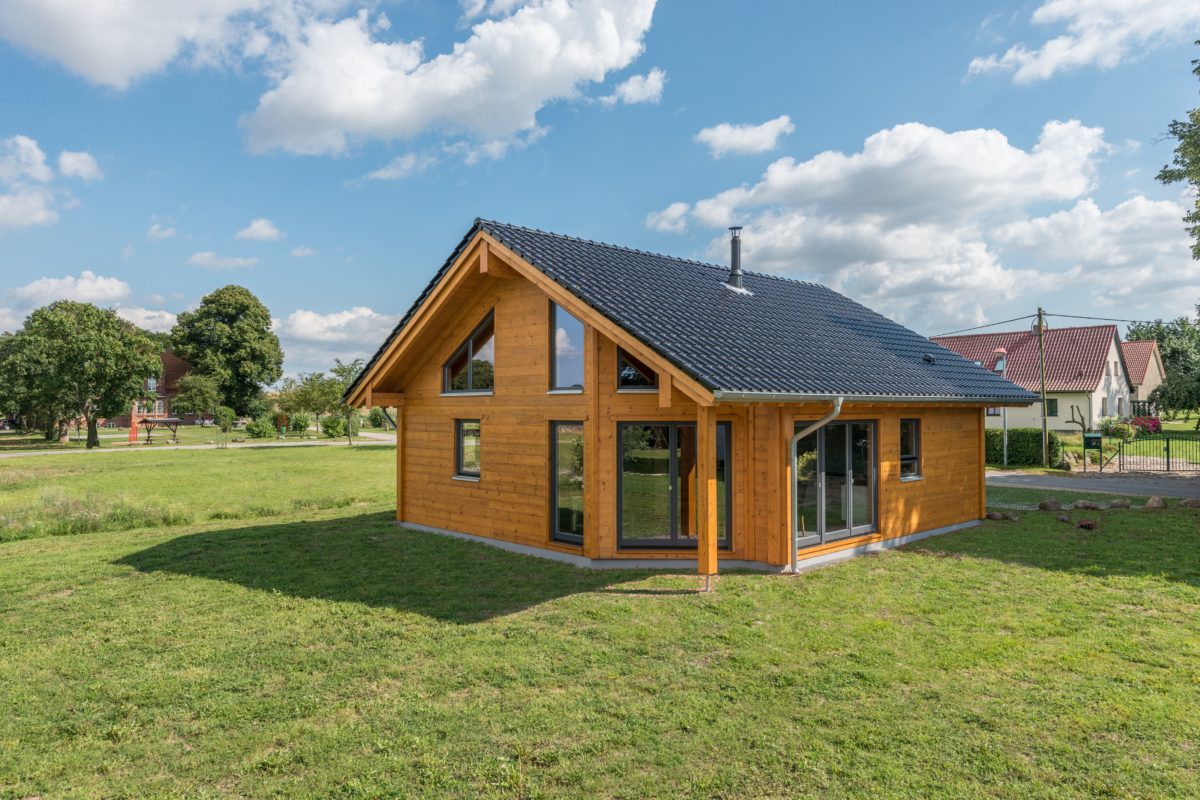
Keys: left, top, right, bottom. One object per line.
{"left": 1046, "top": 399, "right": 1059, "bottom": 417}
{"left": 899, "top": 419, "right": 921, "bottom": 479}
{"left": 455, "top": 420, "right": 481, "bottom": 478}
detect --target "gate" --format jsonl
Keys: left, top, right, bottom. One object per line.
{"left": 1117, "top": 435, "right": 1200, "bottom": 472}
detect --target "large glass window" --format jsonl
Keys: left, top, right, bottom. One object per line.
{"left": 550, "top": 303, "right": 584, "bottom": 391}
{"left": 455, "top": 420, "right": 481, "bottom": 478}
{"left": 444, "top": 312, "right": 495, "bottom": 393}
{"left": 618, "top": 422, "right": 731, "bottom": 548}
{"left": 551, "top": 422, "right": 584, "bottom": 544}
{"left": 617, "top": 348, "right": 657, "bottom": 390}
{"left": 899, "top": 419, "right": 921, "bottom": 479}
{"left": 794, "top": 421, "right": 876, "bottom": 548}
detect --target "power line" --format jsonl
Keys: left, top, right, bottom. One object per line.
{"left": 1045, "top": 312, "right": 1155, "bottom": 325}
{"left": 930, "top": 314, "right": 1037, "bottom": 338}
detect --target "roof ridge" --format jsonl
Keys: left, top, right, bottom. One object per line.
{"left": 478, "top": 218, "right": 826, "bottom": 289}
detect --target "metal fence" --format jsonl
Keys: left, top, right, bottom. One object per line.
{"left": 1117, "top": 434, "right": 1200, "bottom": 472}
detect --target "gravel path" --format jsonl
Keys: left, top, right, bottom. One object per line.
{"left": 986, "top": 471, "right": 1200, "bottom": 498}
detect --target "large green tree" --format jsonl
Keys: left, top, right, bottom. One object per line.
{"left": 1128, "top": 316, "right": 1200, "bottom": 421}
{"left": 8, "top": 302, "right": 161, "bottom": 448}
{"left": 1160, "top": 42, "right": 1200, "bottom": 258}
{"left": 170, "top": 285, "right": 283, "bottom": 414}
{"left": 171, "top": 373, "right": 222, "bottom": 417}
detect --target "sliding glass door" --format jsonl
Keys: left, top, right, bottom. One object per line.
{"left": 794, "top": 421, "right": 876, "bottom": 548}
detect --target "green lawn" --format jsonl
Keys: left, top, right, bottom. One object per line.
{"left": 2, "top": 449, "right": 1199, "bottom": 798}
{"left": 0, "top": 425, "right": 386, "bottom": 453}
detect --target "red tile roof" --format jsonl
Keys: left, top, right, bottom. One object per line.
{"left": 931, "top": 325, "right": 1121, "bottom": 393}
{"left": 1119, "top": 340, "right": 1160, "bottom": 386}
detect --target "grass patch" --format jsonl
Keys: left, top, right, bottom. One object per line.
{"left": 2, "top": 448, "right": 1199, "bottom": 797}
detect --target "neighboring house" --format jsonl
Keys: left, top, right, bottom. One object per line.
{"left": 106, "top": 351, "right": 200, "bottom": 428}
{"left": 345, "top": 221, "right": 1032, "bottom": 578}
{"left": 345, "top": 219, "right": 1034, "bottom": 578}
{"left": 932, "top": 325, "right": 1132, "bottom": 432}
{"left": 1120, "top": 340, "right": 1166, "bottom": 406}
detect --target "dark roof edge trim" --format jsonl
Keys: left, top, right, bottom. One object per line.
{"left": 711, "top": 390, "right": 1038, "bottom": 406}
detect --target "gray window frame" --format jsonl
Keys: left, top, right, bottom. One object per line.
{"left": 899, "top": 418, "right": 921, "bottom": 480}
{"left": 549, "top": 303, "right": 585, "bottom": 391}
{"left": 616, "top": 421, "right": 732, "bottom": 550}
{"left": 616, "top": 348, "right": 658, "bottom": 391}
{"left": 443, "top": 311, "right": 495, "bottom": 394}
{"left": 455, "top": 419, "right": 481, "bottom": 479}
{"left": 1046, "top": 398, "right": 1059, "bottom": 418}
{"left": 550, "top": 420, "right": 584, "bottom": 545}
{"left": 793, "top": 420, "right": 879, "bottom": 549}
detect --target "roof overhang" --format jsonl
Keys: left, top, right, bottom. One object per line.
{"left": 711, "top": 390, "right": 1038, "bottom": 406}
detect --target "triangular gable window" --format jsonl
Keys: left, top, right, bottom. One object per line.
{"left": 617, "top": 348, "right": 657, "bottom": 390}
{"left": 444, "top": 312, "right": 495, "bottom": 393}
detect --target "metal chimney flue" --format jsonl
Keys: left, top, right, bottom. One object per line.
{"left": 727, "top": 226, "right": 743, "bottom": 289}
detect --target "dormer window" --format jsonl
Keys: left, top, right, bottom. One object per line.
{"left": 147, "top": 377, "right": 158, "bottom": 393}
{"left": 443, "top": 312, "right": 495, "bottom": 393}
{"left": 993, "top": 356, "right": 1006, "bottom": 373}
{"left": 617, "top": 348, "right": 657, "bottom": 390}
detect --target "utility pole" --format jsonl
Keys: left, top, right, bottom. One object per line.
{"left": 1037, "top": 307, "right": 1049, "bottom": 467}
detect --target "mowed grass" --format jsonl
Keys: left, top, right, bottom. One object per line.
{"left": 0, "top": 445, "right": 395, "bottom": 541}
{"left": 2, "top": 449, "right": 1199, "bottom": 798}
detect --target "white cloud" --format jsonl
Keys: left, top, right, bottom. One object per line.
{"left": 11, "top": 270, "right": 131, "bottom": 305}
{"left": 116, "top": 306, "right": 177, "bottom": 332}
{"left": 695, "top": 115, "right": 795, "bottom": 158}
{"left": 600, "top": 67, "right": 665, "bottom": 106}
{"left": 235, "top": 217, "right": 284, "bottom": 240}
{"left": 645, "top": 201, "right": 689, "bottom": 233}
{"left": 57, "top": 150, "right": 103, "bottom": 180}
{"left": 460, "top": 0, "right": 528, "bottom": 20}
{"left": 968, "top": 0, "right": 1200, "bottom": 84}
{"left": 364, "top": 152, "right": 437, "bottom": 181}
{"left": 146, "top": 221, "right": 176, "bottom": 240}
{"left": 274, "top": 305, "right": 400, "bottom": 373}
{"left": 121, "top": 243, "right": 135, "bottom": 259}
{"left": 187, "top": 251, "right": 259, "bottom": 269}
{"left": 0, "top": 134, "right": 54, "bottom": 183}
{"left": 244, "top": 0, "right": 657, "bottom": 155}
{"left": 664, "top": 118, "right": 1155, "bottom": 330}
{"left": 0, "top": 134, "right": 56, "bottom": 231}
{"left": 0, "top": 0, "right": 268, "bottom": 90}
{"left": 0, "top": 306, "right": 23, "bottom": 332}
{"left": 291, "top": 245, "right": 316, "bottom": 257}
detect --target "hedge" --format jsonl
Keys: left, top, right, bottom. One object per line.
{"left": 985, "top": 427, "right": 1062, "bottom": 466}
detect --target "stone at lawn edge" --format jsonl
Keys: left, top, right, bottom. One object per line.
{"left": 1056, "top": 513, "right": 1071, "bottom": 523}
{"left": 986, "top": 511, "right": 1005, "bottom": 521}
{"left": 1179, "top": 498, "right": 1200, "bottom": 509}
{"left": 1073, "top": 500, "right": 1101, "bottom": 510}
{"left": 1038, "top": 499, "right": 1062, "bottom": 512}
{"left": 1003, "top": 512, "right": 1019, "bottom": 522}
{"left": 1108, "top": 498, "right": 1131, "bottom": 509}
{"left": 1144, "top": 496, "right": 1167, "bottom": 509}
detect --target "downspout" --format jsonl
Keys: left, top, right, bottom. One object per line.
{"left": 787, "top": 396, "right": 844, "bottom": 574}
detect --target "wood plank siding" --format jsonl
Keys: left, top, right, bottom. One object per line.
{"left": 365, "top": 237, "right": 987, "bottom": 569}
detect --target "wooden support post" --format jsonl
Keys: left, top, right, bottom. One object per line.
{"left": 658, "top": 373, "right": 672, "bottom": 408}
{"left": 395, "top": 404, "right": 405, "bottom": 523}
{"left": 582, "top": 324, "right": 601, "bottom": 560}
{"left": 696, "top": 404, "right": 719, "bottom": 589}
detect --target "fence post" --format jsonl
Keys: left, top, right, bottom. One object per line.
{"left": 1166, "top": 437, "right": 1171, "bottom": 472}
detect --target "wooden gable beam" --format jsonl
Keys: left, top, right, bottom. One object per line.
{"left": 477, "top": 240, "right": 519, "bottom": 278}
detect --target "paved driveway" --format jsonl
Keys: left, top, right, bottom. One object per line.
{"left": 986, "top": 471, "right": 1200, "bottom": 499}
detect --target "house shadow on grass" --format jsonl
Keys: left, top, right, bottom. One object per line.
{"left": 906, "top": 513, "right": 1200, "bottom": 587}
{"left": 117, "top": 511, "right": 651, "bottom": 623}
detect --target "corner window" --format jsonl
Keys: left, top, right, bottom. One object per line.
{"left": 455, "top": 419, "right": 481, "bottom": 478}
{"left": 899, "top": 419, "right": 921, "bottom": 479}
{"left": 550, "top": 303, "right": 584, "bottom": 391}
{"left": 1046, "top": 399, "right": 1059, "bottom": 417}
{"left": 551, "top": 422, "right": 584, "bottom": 544}
{"left": 444, "top": 312, "right": 495, "bottom": 393}
{"left": 617, "top": 348, "right": 657, "bottom": 390}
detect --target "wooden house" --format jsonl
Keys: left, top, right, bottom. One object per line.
{"left": 346, "top": 220, "right": 1035, "bottom": 579}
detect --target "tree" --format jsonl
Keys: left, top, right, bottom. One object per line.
{"left": 1159, "top": 42, "right": 1200, "bottom": 258}
{"left": 171, "top": 374, "right": 222, "bottom": 417}
{"left": 170, "top": 285, "right": 283, "bottom": 415}
{"left": 12, "top": 302, "right": 160, "bottom": 448}
{"left": 1127, "top": 316, "right": 1200, "bottom": 419}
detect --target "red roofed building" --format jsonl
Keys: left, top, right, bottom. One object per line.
{"left": 932, "top": 324, "right": 1133, "bottom": 431}
{"left": 105, "top": 351, "right": 205, "bottom": 429}
{"left": 1119, "top": 340, "right": 1166, "bottom": 404}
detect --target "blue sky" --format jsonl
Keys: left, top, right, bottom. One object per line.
{"left": 1, "top": 0, "right": 1198, "bottom": 374}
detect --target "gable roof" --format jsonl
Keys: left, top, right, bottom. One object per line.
{"left": 932, "top": 324, "right": 1124, "bottom": 393}
{"left": 348, "top": 219, "right": 1036, "bottom": 404}
{"left": 1120, "top": 340, "right": 1161, "bottom": 386}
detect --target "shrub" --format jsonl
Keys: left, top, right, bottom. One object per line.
{"left": 289, "top": 412, "right": 312, "bottom": 434}
{"left": 985, "top": 427, "right": 1063, "bottom": 466}
{"left": 367, "top": 407, "right": 387, "bottom": 429}
{"left": 212, "top": 406, "right": 236, "bottom": 433}
{"left": 322, "top": 414, "right": 346, "bottom": 438}
{"left": 245, "top": 416, "right": 277, "bottom": 439}
{"left": 1131, "top": 416, "right": 1162, "bottom": 434}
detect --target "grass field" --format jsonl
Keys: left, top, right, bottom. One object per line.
{"left": 0, "top": 425, "right": 388, "bottom": 453}
{"left": 2, "top": 448, "right": 1199, "bottom": 798}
